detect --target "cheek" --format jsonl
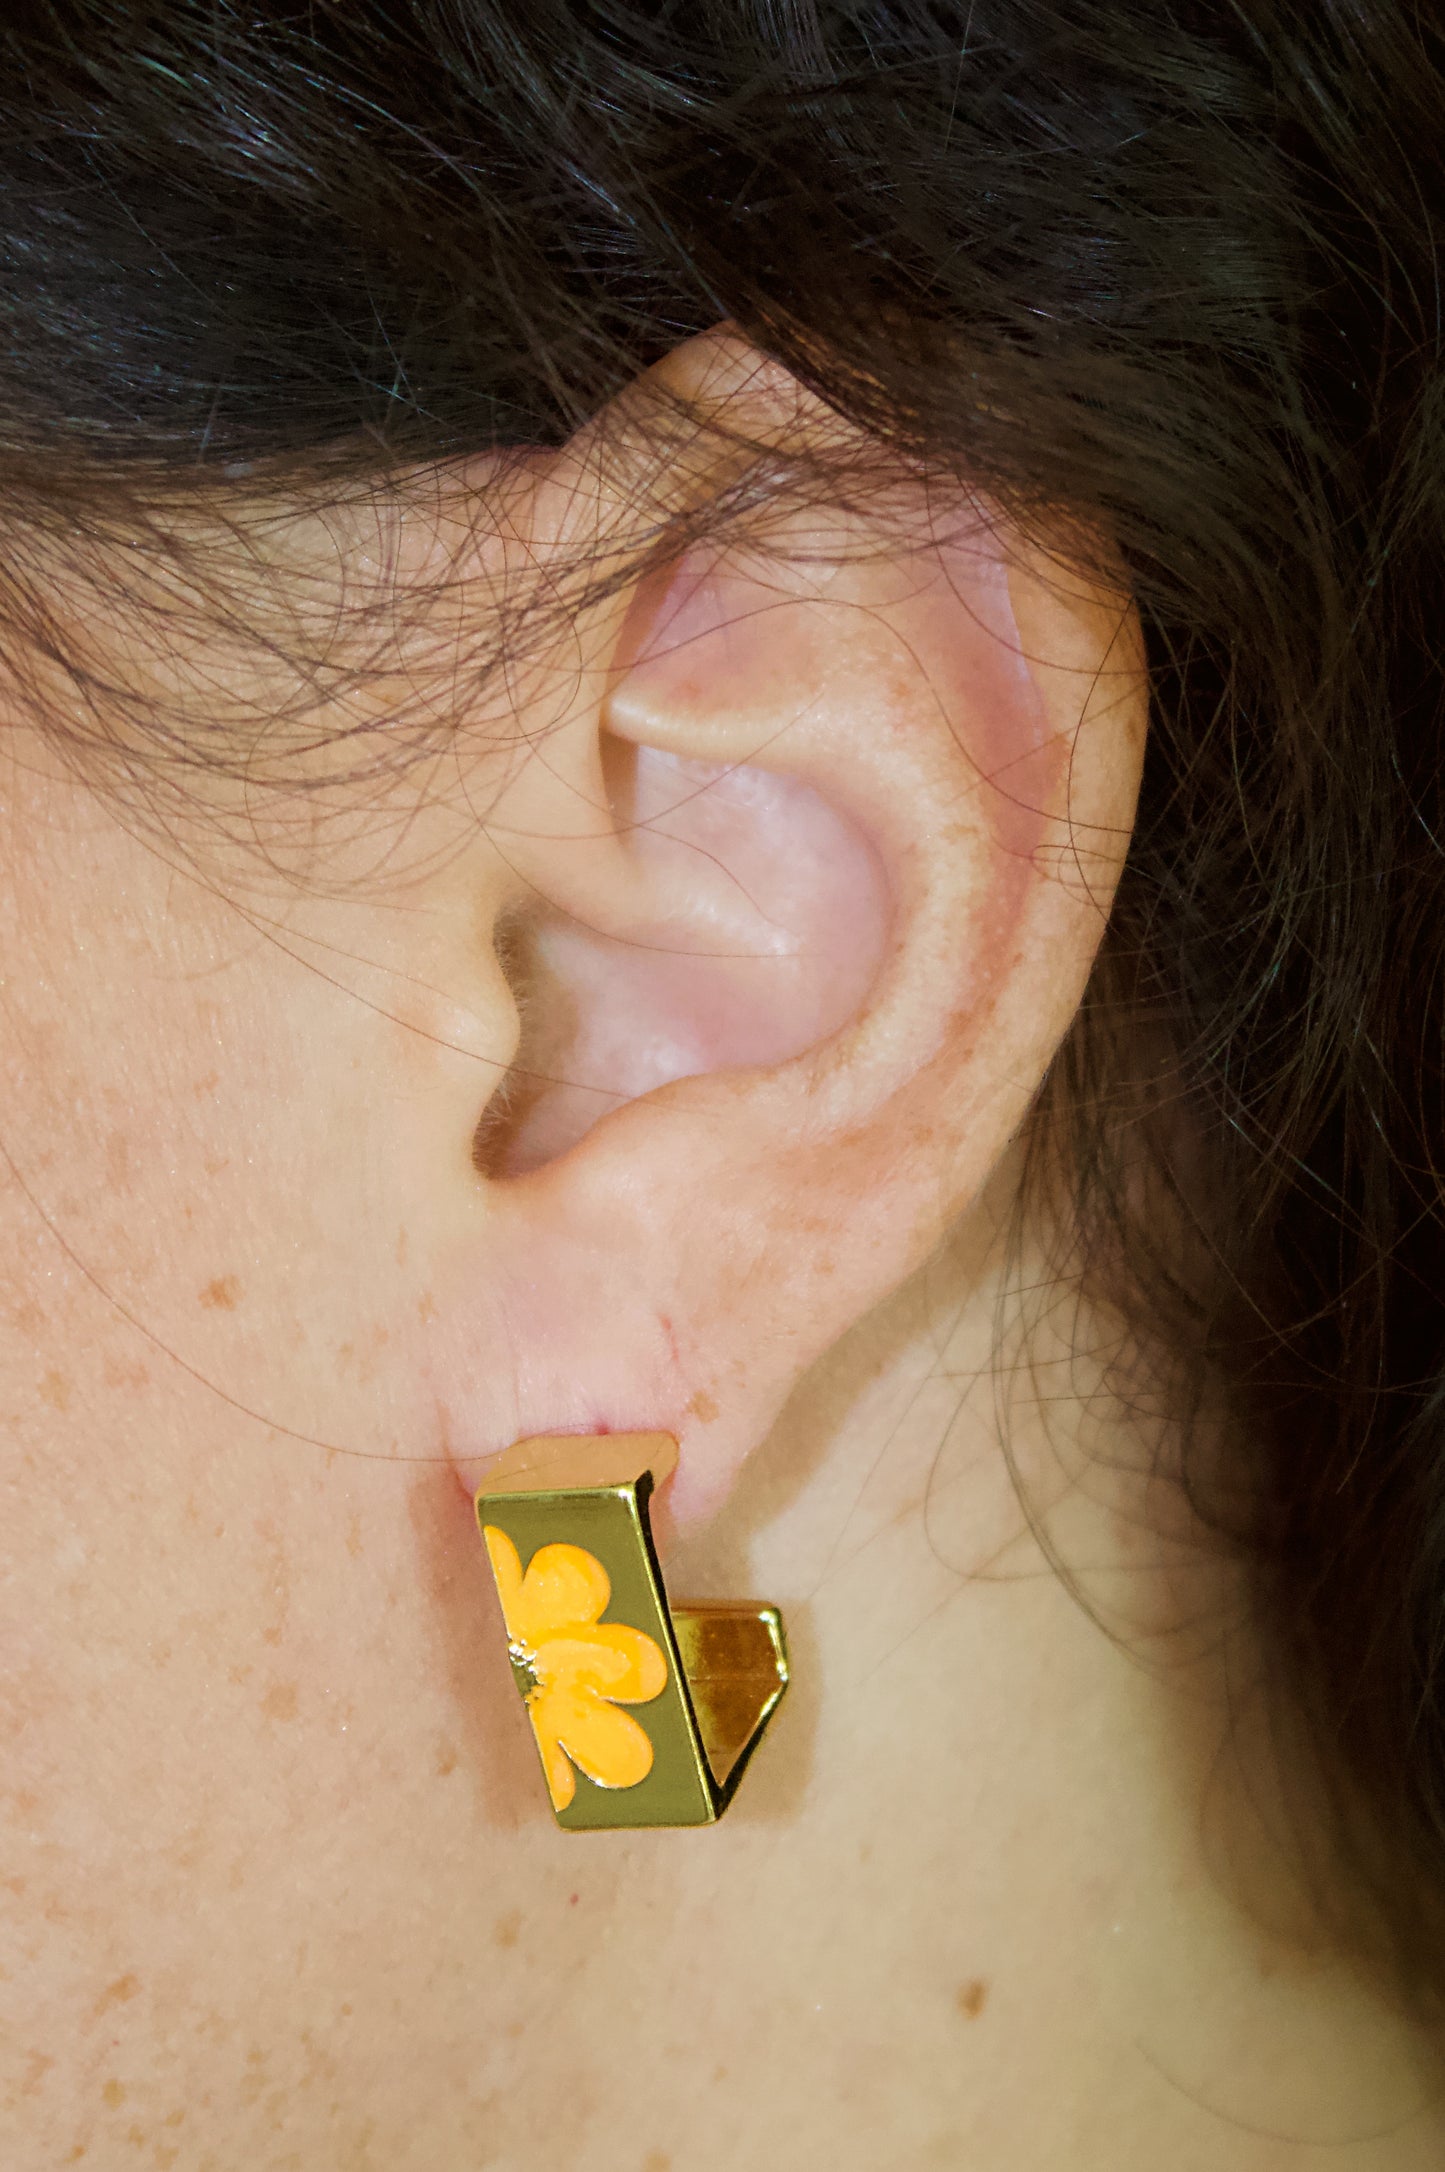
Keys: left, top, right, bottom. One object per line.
{"left": 0, "top": 769, "right": 453, "bottom": 1470}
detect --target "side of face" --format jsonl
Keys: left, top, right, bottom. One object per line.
{"left": 0, "top": 331, "right": 1145, "bottom": 2134}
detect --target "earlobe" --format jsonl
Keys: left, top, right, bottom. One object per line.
{"left": 422, "top": 465, "right": 1145, "bottom": 1527}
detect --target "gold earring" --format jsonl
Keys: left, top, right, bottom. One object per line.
{"left": 475, "top": 1433, "right": 788, "bottom": 1830}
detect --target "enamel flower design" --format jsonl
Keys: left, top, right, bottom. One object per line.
{"left": 482, "top": 1527, "right": 669, "bottom": 1811}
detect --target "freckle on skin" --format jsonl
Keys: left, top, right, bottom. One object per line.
{"left": 90, "top": 1975, "right": 140, "bottom": 2022}
{"left": 102, "top": 2079, "right": 125, "bottom": 2107}
{"left": 435, "top": 1740, "right": 459, "bottom": 1777}
{"left": 643, "top": 2154, "right": 672, "bottom": 2172}
{"left": 494, "top": 1910, "right": 521, "bottom": 1950}
{"left": 344, "top": 1514, "right": 363, "bottom": 1560}
{"left": 39, "top": 1369, "right": 71, "bottom": 1411}
{"left": 199, "top": 1275, "right": 241, "bottom": 1310}
{"left": 686, "top": 1390, "right": 719, "bottom": 1424}
{"left": 956, "top": 1978, "right": 989, "bottom": 2020}
{"left": 262, "top": 1682, "right": 299, "bottom": 1722}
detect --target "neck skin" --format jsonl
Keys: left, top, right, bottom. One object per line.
{"left": 0, "top": 674, "right": 1440, "bottom": 2167}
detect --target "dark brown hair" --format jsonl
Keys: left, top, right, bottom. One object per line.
{"left": 4, "top": 1, "right": 1445, "bottom": 1991}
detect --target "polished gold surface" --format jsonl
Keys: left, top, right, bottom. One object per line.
{"left": 669, "top": 1604, "right": 789, "bottom": 1792}
{"left": 475, "top": 1432, "right": 788, "bottom": 1830}
{"left": 482, "top": 1430, "right": 679, "bottom": 1497}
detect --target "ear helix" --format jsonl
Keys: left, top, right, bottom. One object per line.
{"left": 476, "top": 1433, "right": 788, "bottom": 1829}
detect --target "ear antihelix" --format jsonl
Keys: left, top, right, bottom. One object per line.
{"left": 475, "top": 1432, "right": 789, "bottom": 1829}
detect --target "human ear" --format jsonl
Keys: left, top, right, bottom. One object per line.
{"left": 420, "top": 345, "right": 1146, "bottom": 1525}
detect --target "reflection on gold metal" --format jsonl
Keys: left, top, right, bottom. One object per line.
{"left": 475, "top": 1433, "right": 789, "bottom": 1830}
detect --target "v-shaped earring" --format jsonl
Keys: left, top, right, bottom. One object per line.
{"left": 476, "top": 1433, "right": 788, "bottom": 1830}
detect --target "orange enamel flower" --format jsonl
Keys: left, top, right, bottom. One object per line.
{"left": 482, "top": 1527, "right": 669, "bottom": 1811}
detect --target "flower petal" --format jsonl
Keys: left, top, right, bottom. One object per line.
{"left": 483, "top": 1531, "right": 611, "bottom": 1649}
{"left": 533, "top": 1625, "right": 668, "bottom": 1704}
{"left": 482, "top": 1525, "right": 525, "bottom": 1635}
{"left": 545, "top": 1682, "right": 657, "bottom": 1793}
{"left": 524, "top": 1691, "right": 578, "bottom": 1812}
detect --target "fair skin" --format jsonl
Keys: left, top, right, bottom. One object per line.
{"left": 3, "top": 334, "right": 1442, "bottom": 2169}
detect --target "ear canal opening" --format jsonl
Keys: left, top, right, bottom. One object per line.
{"left": 470, "top": 735, "right": 645, "bottom": 1180}
{"left": 598, "top": 726, "right": 641, "bottom": 834}
{"left": 469, "top": 903, "right": 628, "bottom": 1180}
